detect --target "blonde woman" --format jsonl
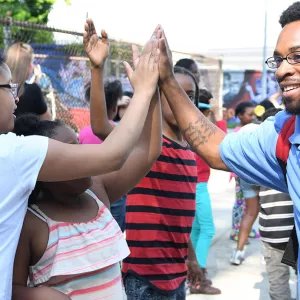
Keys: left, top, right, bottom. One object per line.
{"left": 6, "top": 42, "right": 51, "bottom": 120}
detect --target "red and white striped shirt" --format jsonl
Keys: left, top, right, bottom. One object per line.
{"left": 122, "top": 136, "right": 197, "bottom": 293}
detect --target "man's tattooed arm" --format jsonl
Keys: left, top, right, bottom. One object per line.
{"left": 183, "top": 117, "right": 217, "bottom": 148}
{"left": 159, "top": 76, "right": 228, "bottom": 170}
{"left": 182, "top": 116, "right": 228, "bottom": 170}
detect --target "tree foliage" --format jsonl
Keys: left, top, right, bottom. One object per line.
{"left": 0, "top": 0, "right": 56, "bottom": 23}
{"left": 0, "top": 0, "right": 71, "bottom": 45}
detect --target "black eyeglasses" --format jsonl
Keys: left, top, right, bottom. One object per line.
{"left": 265, "top": 51, "right": 300, "bottom": 69}
{"left": 0, "top": 83, "right": 18, "bottom": 99}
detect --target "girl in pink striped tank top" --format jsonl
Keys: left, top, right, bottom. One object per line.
{"left": 12, "top": 118, "right": 129, "bottom": 300}
{"left": 12, "top": 111, "right": 161, "bottom": 299}
{"left": 12, "top": 19, "right": 162, "bottom": 300}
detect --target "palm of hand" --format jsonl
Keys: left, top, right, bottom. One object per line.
{"left": 158, "top": 36, "right": 173, "bottom": 82}
{"left": 85, "top": 35, "right": 109, "bottom": 68}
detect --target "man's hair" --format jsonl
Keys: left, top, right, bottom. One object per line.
{"left": 262, "top": 108, "right": 283, "bottom": 122}
{"left": 198, "top": 89, "right": 213, "bottom": 113}
{"left": 85, "top": 80, "right": 123, "bottom": 112}
{"left": 175, "top": 58, "right": 196, "bottom": 72}
{"left": 104, "top": 80, "right": 123, "bottom": 111}
{"left": 260, "top": 99, "right": 275, "bottom": 111}
{"left": 174, "top": 66, "right": 199, "bottom": 107}
{"left": 199, "top": 89, "right": 213, "bottom": 105}
{"left": 279, "top": 2, "right": 300, "bottom": 28}
{"left": 235, "top": 102, "right": 255, "bottom": 117}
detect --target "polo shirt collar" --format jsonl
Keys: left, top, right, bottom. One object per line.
{"left": 289, "top": 115, "right": 300, "bottom": 145}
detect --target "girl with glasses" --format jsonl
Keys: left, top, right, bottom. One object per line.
{"left": 0, "top": 19, "right": 160, "bottom": 300}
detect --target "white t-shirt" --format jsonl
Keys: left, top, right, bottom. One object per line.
{"left": 0, "top": 133, "right": 48, "bottom": 300}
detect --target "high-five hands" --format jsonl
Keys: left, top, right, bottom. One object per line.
{"left": 124, "top": 26, "right": 162, "bottom": 97}
{"left": 83, "top": 20, "right": 174, "bottom": 98}
{"left": 157, "top": 26, "right": 174, "bottom": 84}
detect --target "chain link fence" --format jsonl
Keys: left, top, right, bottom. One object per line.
{"left": 0, "top": 16, "right": 223, "bottom": 132}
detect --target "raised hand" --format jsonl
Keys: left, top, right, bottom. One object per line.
{"left": 131, "top": 25, "right": 162, "bottom": 68}
{"left": 158, "top": 27, "right": 174, "bottom": 84}
{"left": 83, "top": 18, "right": 109, "bottom": 68}
{"left": 123, "top": 32, "right": 160, "bottom": 97}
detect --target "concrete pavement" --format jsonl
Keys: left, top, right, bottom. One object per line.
{"left": 187, "top": 170, "right": 297, "bottom": 300}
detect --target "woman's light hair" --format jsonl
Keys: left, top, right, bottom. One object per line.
{"left": 5, "top": 42, "right": 34, "bottom": 97}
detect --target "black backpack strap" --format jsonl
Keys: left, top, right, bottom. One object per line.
{"left": 281, "top": 226, "right": 298, "bottom": 269}
{"left": 279, "top": 165, "right": 298, "bottom": 268}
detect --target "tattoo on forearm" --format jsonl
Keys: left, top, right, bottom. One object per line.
{"left": 183, "top": 117, "right": 217, "bottom": 147}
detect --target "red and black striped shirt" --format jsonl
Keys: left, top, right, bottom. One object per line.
{"left": 122, "top": 136, "right": 197, "bottom": 292}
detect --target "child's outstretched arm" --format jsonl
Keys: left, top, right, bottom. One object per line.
{"left": 92, "top": 27, "right": 163, "bottom": 203}
{"left": 37, "top": 19, "right": 159, "bottom": 182}
{"left": 83, "top": 21, "right": 115, "bottom": 140}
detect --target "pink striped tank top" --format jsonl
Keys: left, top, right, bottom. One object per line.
{"left": 28, "top": 189, "right": 129, "bottom": 299}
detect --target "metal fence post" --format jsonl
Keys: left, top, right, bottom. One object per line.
{"left": 217, "top": 59, "right": 224, "bottom": 120}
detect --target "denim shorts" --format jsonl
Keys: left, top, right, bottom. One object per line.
{"left": 124, "top": 274, "right": 186, "bottom": 300}
{"left": 240, "top": 179, "right": 259, "bottom": 198}
{"left": 110, "top": 196, "right": 126, "bottom": 232}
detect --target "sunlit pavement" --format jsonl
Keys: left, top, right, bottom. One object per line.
{"left": 187, "top": 170, "right": 297, "bottom": 300}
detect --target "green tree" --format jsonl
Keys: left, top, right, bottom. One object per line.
{"left": 0, "top": 0, "right": 56, "bottom": 23}
{"left": 0, "top": 0, "right": 71, "bottom": 46}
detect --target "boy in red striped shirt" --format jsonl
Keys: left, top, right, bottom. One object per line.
{"left": 122, "top": 66, "right": 203, "bottom": 299}
{"left": 86, "top": 27, "right": 204, "bottom": 299}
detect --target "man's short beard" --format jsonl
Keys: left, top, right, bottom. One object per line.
{"left": 282, "top": 96, "right": 300, "bottom": 114}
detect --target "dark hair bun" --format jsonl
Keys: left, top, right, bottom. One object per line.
{"left": 13, "top": 113, "right": 42, "bottom": 136}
